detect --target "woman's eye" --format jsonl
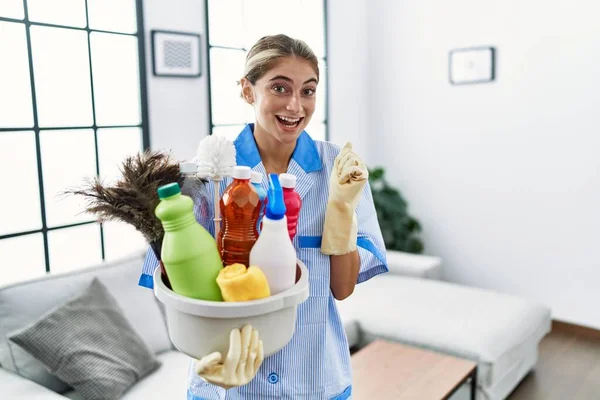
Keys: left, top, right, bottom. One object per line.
{"left": 272, "top": 85, "right": 287, "bottom": 93}
{"left": 303, "top": 88, "right": 316, "bottom": 96}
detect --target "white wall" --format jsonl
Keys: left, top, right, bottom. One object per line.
{"left": 368, "top": 0, "right": 600, "bottom": 329}
{"left": 326, "top": 0, "right": 371, "bottom": 160}
{"left": 142, "top": 0, "right": 209, "bottom": 160}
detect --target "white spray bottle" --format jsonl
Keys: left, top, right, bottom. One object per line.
{"left": 249, "top": 174, "right": 297, "bottom": 295}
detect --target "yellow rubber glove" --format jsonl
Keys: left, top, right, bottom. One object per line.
{"left": 321, "top": 142, "right": 369, "bottom": 255}
{"left": 216, "top": 264, "right": 271, "bottom": 302}
{"left": 195, "top": 324, "right": 264, "bottom": 389}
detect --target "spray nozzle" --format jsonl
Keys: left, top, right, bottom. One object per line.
{"left": 266, "top": 174, "right": 286, "bottom": 220}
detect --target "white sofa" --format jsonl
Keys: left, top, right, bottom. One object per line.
{"left": 0, "top": 250, "right": 551, "bottom": 400}
{"left": 0, "top": 252, "right": 190, "bottom": 399}
{"left": 338, "top": 251, "right": 552, "bottom": 400}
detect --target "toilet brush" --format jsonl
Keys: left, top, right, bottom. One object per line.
{"left": 196, "top": 135, "right": 236, "bottom": 240}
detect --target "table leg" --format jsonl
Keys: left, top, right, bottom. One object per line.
{"left": 470, "top": 367, "right": 478, "bottom": 400}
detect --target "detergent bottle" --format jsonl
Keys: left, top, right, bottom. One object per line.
{"left": 249, "top": 174, "right": 297, "bottom": 295}
{"left": 279, "top": 173, "right": 302, "bottom": 240}
{"left": 250, "top": 171, "right": 267, "bottom": 234}
{"left": 219, "top": 166, "right": 261, "bottom": 266}
{"left": 155, "top": 182, "right": 223, "bottom": 301}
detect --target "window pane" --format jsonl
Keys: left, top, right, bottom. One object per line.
{"left": 210, "top": 48, "right": 253, "bottom": 125}
{"left": 207, "top": 0, "right": 244, "bottom": 48}
{"left": 242, "top": 0, "right": 288, "bottom": 50}
{"left": 30, "top": 26, "right": 93, "bottom": 128}
{"left": 87, "top": 0, "right": 137, "bottom": 34}
{"left": 0, "top": 233, "right": 46, "bottom": 286}
{"left": 313, "top": 58, "right": 327, "bottom": 124}
{"left": 27, "top": 0, "right": 86, "bottom": 28}
{"left": 47, "top": 224, "right": 102, "bottom": 274}
{"left": 0, "top": 0, "right": 24, "bottom": 19}
{"left": 97, "top": 127, "right": 142, "bottom": 184}
{"left": 0, "top": 22, "right": 33, "bottom": 128}
{"left": 212, "top": 125, "right": 245, "bottom": 142}
{"left": 40, "top": 129, "right": 96, "bottom": 227}
{"left": 241, "top": 0, "right": 325, "bottom": 57}
{"left": 289, "top": 0, "right": 325, "bottom": 58}
{"left": 91, "top": 32, "right": 141, "bottom": 126}
{"left": 305, "top": 121, "right": 326, "bottom": 141}
{"left": 102, "top": 221, "right": 146, "bottom": 262}
{"left": 0, "top": 131, "right": 42, "bottom": 235}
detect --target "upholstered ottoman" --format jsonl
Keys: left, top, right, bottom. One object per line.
{"left": 337, "top": 275, "right": 551, "bottom": 400}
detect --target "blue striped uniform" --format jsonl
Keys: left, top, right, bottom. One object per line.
{"left": 140, "top": 124, "right": 388, "bottom": 399}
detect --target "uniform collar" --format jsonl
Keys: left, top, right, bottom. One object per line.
{"left": 234, "top": 123, "right": 322, "bottom": 173}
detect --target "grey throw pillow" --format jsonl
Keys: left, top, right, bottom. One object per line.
{"left": 9, "top": 278, "right": 160, "bottom": 400}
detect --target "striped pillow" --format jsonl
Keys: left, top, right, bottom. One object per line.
{"left": 9, "top": 278, "right": 160, "bottom": 400}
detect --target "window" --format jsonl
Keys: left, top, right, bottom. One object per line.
{"left": 0, "top": 0, "right": 149, "bottom": 286}
{"left": 205, "top": 0, "right": 328, "bottom": 142}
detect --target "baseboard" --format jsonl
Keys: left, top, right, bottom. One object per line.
{"left": 552, "top": 319, "right": 600, "bottom": 340}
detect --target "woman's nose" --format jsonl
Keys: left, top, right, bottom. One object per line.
{"left": 286, "top": 93, "right": 301, "bottom": 113}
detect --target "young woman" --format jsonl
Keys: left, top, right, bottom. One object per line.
{"left": 142, "top": 34, "right": 388, "bottom": 399}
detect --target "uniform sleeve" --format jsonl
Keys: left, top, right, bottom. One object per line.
{"left": 355, "top": 180, "right": 389, "bottom": 284}
{"left": 138, "top": 179, "right": 216, "bottom": 289}
{"left": 138, "top": 246, "right": 160, "bottom": 289}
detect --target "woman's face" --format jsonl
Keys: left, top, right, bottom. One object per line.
{"left": 243, "top": 57, "right": 318, "bottom": 145}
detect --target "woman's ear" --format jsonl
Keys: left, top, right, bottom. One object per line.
{"left": 240, "top": 78, "right": 254, "bottom": 105}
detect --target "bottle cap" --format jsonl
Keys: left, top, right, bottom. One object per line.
{"left": 250, "top": 171, "right": 263, "bottom": 184}
{"left": 265, "top": 174, "right": 286, "bottom": 220}
{"left": 232, "top": 166, "right": 251, "bottom": 180}
{"left": 179, "top": 162, "right": 197, "bottom": 174}
{"left": 279, "top": 173, "right": 297, "bottom": 188}
{"left": 157, "top": 182, "right": 181, "bottom": 199}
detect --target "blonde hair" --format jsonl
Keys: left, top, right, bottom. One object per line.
{"left": 241, "top": 34, "right": 319, "bottom": 88}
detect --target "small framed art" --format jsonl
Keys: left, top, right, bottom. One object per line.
{"left": 151, "top": 30, "right": 201, "bottom": 77}
{"left": 449, "top": 47, "right": 495, "bottom": 85}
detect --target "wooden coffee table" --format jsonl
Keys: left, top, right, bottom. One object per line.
{"left": 351, "top": 340, "right": 477, "bottom": 400}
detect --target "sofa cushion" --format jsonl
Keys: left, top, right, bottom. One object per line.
{"left": 0, "top": 251, "right": 171, "bottom": 393}
{"left": 336, "top": 274, "right": 551, "bottom": 394}
{"left": 0, "top": 367, "right": 66, "bottom": 400}
{"left": 385, "top": 250, "right": 443, "bottom": 279}
{"left": 9, "top": 278, "right": 161, "bottom": 400}
{"left": 63, "top": 350, "right": 190, "bottom": 400}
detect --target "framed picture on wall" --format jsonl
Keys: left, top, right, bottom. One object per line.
{"left": 449, "top": 47, "right": 495, "bottom": 85}
{"left": 151, "top": 30, "right": 202, "bottom": 77}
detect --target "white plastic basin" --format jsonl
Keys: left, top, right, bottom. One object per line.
{"left": 153, "top": 260, "right": 309, "bottom": 359}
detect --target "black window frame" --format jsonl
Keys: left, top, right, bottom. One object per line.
{"left": 0, "top": 0, "right": 150, "bottom": 274}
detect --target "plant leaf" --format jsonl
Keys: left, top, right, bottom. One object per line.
{"left": 368, "top": 166, "right": 424, "bottom": 254}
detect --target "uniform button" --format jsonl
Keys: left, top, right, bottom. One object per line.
{"left": 268, "top": 372, "right": 279, "bottom": 384}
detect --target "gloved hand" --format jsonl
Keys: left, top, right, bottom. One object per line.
{"left": 321, "top": 142, "right": 369, "bottom": 255}
{"left": 195, "top": 324, "right": 264, "bottom": 389}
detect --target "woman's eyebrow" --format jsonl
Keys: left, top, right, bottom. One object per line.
{"left": 268, "top": 75, "right": 319, "bottom": 84}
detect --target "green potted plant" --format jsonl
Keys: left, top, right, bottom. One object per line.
{"left": 368, "top": 167, "right": 424, "bottom": 254}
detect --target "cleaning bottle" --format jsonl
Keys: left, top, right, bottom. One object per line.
{"left": 279, "top": 173, "right": 302, "bottom": 240}
{"left": 155, "top": 182, "right": 223, "bottom": 301}
{"left": 219, "top": 166, "right": 261, "bottom": 266}
{"left": 152, "top": 160, "right": 203, "bottom": 291}
{"left": 249, "top": 174, "right": 297, "bottom": 295}
{"left": 250, "top": 171, "right": 267, "bottom": 234}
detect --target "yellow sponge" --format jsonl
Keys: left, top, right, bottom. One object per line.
{"left": 216, "top": 263, "right": 271, "bottom": 302}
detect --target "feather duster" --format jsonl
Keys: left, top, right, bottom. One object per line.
{"left": 63, "top": 150, "right": 183, "bottom": 259}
